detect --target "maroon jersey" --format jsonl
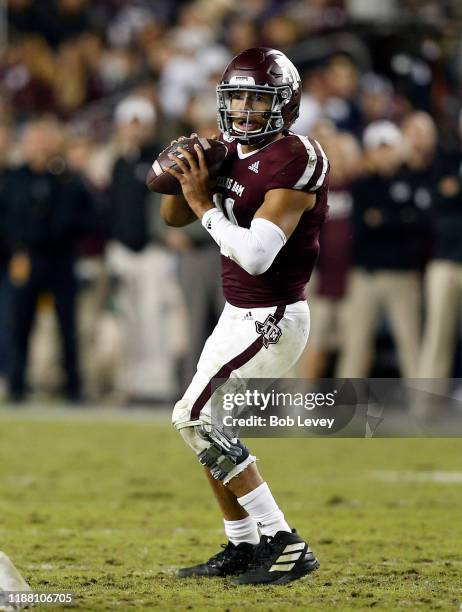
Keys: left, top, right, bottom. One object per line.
{"left": 212, "top": 133, "right": 329, "bottom": 308}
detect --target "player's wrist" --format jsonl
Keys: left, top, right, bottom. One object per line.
{"left": 191, "top": 200, "right": 215, "bottom": 220}
{"left": 201, "top": 206, "right": 221, "bottom": 227}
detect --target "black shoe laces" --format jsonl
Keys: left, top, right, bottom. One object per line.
{"left": 247, "top": 535, "right": 275, "bottom": 570}
{"left": 208, "top": 543, "right": 234, "bottom": 567}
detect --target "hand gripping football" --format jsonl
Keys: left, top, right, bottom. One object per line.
{"left": 146, "top": 136, "right": 227, "bottom": 195}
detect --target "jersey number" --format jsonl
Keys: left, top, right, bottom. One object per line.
{"left": 213, "top": 194, "right": 237, "bottom": 225}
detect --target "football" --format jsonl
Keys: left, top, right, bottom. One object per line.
{"left": 146, "top": 136, "right": 228, "bottom": 195}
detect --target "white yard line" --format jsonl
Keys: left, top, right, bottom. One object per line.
{"left": 369, "top": 470, "right": 462, "bottom": 484}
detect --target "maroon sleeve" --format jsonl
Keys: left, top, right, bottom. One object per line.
{"left": 265, "top": 135, "right": 329, "bottom": 193}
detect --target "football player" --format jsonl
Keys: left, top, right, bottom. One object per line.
{"left": 160, "top": 47, "right": 329, "bottom": 585}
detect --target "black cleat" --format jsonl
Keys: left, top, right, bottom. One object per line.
{"left": 233, "top": 529, "right": 319, "bottom": 585}
{"left": 177, "top": 541, "right": 256, "bottom": 578}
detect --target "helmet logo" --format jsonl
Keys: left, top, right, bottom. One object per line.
{"left": 273, "top": 56, "right": 300, "bottom": 89}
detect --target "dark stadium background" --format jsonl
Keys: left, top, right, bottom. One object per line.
{"left": 0, "top": 0, "right": 461, "bottom": 405}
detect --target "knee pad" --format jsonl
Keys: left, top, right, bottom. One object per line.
{"left": 196, "top": 426, "right": 251, "bottom": 481}
{"left": 174, "top": 418, "right": 257, "bottom": 483}
{"left": 203, "top": 428, "right": 257, "bottom": 485}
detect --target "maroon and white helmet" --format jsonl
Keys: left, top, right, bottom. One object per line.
{"left": 217, "top": 47, "right": 301, "bottom": 144}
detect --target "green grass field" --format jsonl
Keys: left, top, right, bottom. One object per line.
{"left": 0, "top": 407, "right": 461, "bottom": 611}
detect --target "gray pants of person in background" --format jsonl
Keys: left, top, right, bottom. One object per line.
{"left": 336, "top": 269, "right": 421, "bottom": 378}
{"left": 178, "top": 245, "right": 224, "bottom": 392}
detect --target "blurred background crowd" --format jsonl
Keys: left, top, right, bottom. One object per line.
{"left": 0, "top": 0, "right": 462, "bottom": 405}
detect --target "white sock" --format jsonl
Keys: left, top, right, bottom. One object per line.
{"left": 237, "top": 482, "right": 291, "bottom": 537}
{"left": 224, "top": 516, "right": 260, "bottom": 546}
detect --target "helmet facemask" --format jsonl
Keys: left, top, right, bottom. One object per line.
{"left": 216, "top": 83, "right": 293, "bottom": 145}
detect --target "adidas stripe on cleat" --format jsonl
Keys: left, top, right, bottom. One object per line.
{"left": 177, "top": 541, "right": 256, "bottom": 578}
{"left": 233, "top": 529, "right": 319, "bottom": 585}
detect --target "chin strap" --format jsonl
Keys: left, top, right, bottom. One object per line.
{"left": 233, "top": 133, "right": 278, "bottom": 147}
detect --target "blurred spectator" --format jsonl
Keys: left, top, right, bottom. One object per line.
{"left": 418, "top": 110, "right": 462, "bottom": 377}
{"left": 106, "top": 2, "right": 157, "bottom": 49}
{"left": 399, "top": 111, "right": 439, "bottom": 265}
{"left": 184, "top": 50, "right": 230, "bottom": 135}
{"left": 399, "top": 111, "right": 438, "bottom": 257}
{"left": 110, "top": 96, "right": 159, "bottom": 253}
{"left": 0, "top": 35, "right": 56, "bottom": 118}
{"left": 401, "top": 111, "right": 438, "bottom": 171}
{"left": 105, "top": 95, "right": 184, "bottom": 402}
{"left": 291, "top": 68, "right": 327, "bottom": 136}
{"left": 76, "top": 32, "right": 106, "bottom": 103}
{"left": 261, "top": 14, "right": 299, "bottom": 49}
{"left": 292, "top": 56, "right": 362, "bottom": 136}
{"left": 359, "top": 73, "right": 395, "bottom": 125}
{"left": 53, "top": 39, "right": 88, "bottom": 116}
{"left": 0, "top": 122, "right": 14, "bottom": 395}
{"left": 158, "top": 40, "right": 229, "bottom": 124}
{"left": 323, "top": 55, "right": 361, "bottom": 133}
{"left": 286, "top": 0, "right": 348, "bottom": 33}
{"left": 5, "top": 117, "right": 95, "bottom": 401}
{"left": 225, "top": 16, "right": 258, "bottom": 56}
{"left": 97, "top": 47, "right": 142, "bottom": 97}
{"left": 299, "top": 129, "right": 362, "bottom": 378}
{"left": 337, "top": 121, "right": 424, "bottom": 378}
{"left": 65, "top": 131, "right": 113, "bottom": 399}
